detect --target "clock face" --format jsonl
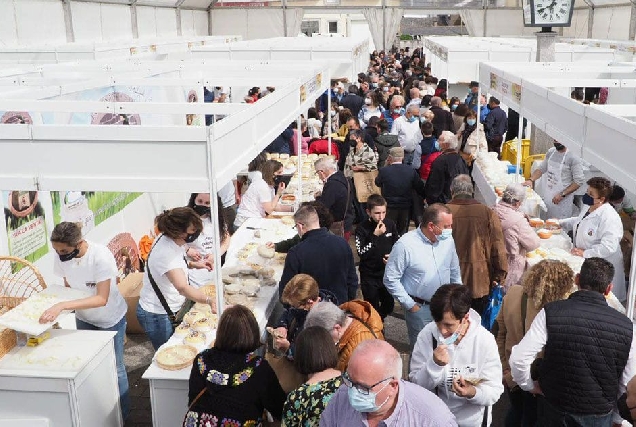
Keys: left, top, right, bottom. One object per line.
{"left": 532, "top": 0, "right": 573, "bottom": 25}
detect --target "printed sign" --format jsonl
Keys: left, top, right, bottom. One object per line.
{"left": 3, "top": 191, "right": 49, "bottom": 265}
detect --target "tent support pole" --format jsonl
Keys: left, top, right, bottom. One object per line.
{"left": 131, "top": 1, "right": 139, "bottom": 39}
{"left": 327, "top": 68, "right": 332, "bottom": 156}
{"left": 629, "top": 1, "right": 636, "bottom": 40}
{"left": 283, "top": 0, "right": 288, "bottom": 37}
{"left": 206, "top": 126, "right": 225, "bottom": 319}
{"left": 62, "top": 0, "right": 75, "bottom": 43}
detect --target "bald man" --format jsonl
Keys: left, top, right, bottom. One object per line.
{"left": 320, "top": 340, "right": 457, "bottom": 427}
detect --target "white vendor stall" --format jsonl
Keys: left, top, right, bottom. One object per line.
{"left": 0, "top": 57, "right": 330, "bottom": 426}
{"left": 0, "top": 330, "right": 120, "bottom": 427}
{"left": 184, "top": 36, "right": 370, "bottom": 82}
{"left": 477, "top": 60, "right": 636, "bottom": 319}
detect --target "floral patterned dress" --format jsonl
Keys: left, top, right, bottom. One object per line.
{"left": 184, "top": 348, "right": 286, "bottom": 427}
{"left": 281, "top": 376, "right": 343, "bottom": 427}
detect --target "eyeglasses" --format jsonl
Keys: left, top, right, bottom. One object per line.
{"left": 342, "top": 372, "right": 393, "bottom": 395}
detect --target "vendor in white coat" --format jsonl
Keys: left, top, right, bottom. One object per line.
{"left": 523, "top": 141, "right": 585, "bottom": 219}
{"left": 559, "top": 177, "right": 626, "bottom": 302}
{"left": 409, "top": 284, "right": 503, "bottom": 426}
{"left": 185, "top": 193, "right": 231, "bottom": 288}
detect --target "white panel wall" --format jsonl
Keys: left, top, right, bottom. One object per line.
{"left": 14, "top": 0, "right": 66, "bottom": 45}
{"left": 210, "top": 9, "right": 284, "bottom": 40}
{"left": 71, "top": 2, "right": 104, "bottom": 43}
{"left": 563, "top": 9, "right": 590, "bottom": 39}
{"left": 100, "top": 3, "right": 134, "bottom": 42}
{"left": 591, "top": 6, "right": 631, "bottom": 40}
{"left": 155, "top": 7, "right": 178, "bottom": 37}
{"left": 193, "top": 10, "right": 209, "bottom": 36}
{"left": 137, "top": 6, "right": 159, "bottom": 38}
{"left": 0, "top": 1, "right": 18, "bottom": 46}
{"left": 181, "top": 9, "right": 196, "bottom": 36}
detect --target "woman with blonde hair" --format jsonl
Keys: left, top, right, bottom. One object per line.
{"left": 494, "top": 260, "right": 574, "bottom": 427}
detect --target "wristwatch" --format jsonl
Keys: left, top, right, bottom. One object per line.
{"left": 560, "top": 192, "right": 566, "bottom": 198}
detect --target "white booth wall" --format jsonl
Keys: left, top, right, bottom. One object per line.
{"left": 0, "top": 0, "right": 209, "bottom": 46}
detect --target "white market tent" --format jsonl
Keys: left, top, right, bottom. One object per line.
{"left": 0, "top": 57, "right": 331, "bottom": 313}
{"left": 0, "top": 35, "right": 241, "bottom": 64}
{"left": 424, "top": 36, "right": 635, "bottom": 86}
{"left": 476, "top": 60, "right": 636, "bottom": 319}
{"left": 183, "top": 36, "right": 370, "bottom": 82}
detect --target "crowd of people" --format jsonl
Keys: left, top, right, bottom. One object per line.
{"left": 39, "top": 45, "right": 636, "bottom": 427}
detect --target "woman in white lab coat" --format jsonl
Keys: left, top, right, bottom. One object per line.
{"left": 559, "top": 177, "right": 626, "bottom": 302}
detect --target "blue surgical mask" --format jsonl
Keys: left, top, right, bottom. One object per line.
{"left": 420, "top": 117, "right": 428, "bottom": 123}
{"left": 582, "top": 194, "right": 595, "bottom": 206}
{"left": 347, "top": 381, "right": 391, "bottom": 413}
{"left": 467, "top": 119, "right": 476, "bottom": 126}
{"left": 451, "top": 104, "right": 458, "bottom": 111}
{"left": 393, "top": 108, "right": 403, "bottom": 115}
{"left": 439, "top": 331, "right": 460, "bottom": 346}
{"left": 408, "top": 116, "right": 417, "bottom": 123}
{"left": 438, "top": 229, "right": 453, "bottom": 241}
{"left": 434, "top": 140, "right": 440, "bottom": 151}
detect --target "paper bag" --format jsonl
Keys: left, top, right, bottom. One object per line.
{"left": 352, "top": 170, "right": 380, "bottom": 203}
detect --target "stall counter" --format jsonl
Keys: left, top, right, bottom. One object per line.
{"left": 0, "top": 329, "right": 121, "bottom": 426}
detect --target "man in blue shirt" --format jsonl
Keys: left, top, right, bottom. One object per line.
{"left": 383, "top": 203, "right": 462, "bottom": 347}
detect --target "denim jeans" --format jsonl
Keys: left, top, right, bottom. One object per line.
{"left": 538, "top": 396, "right": 612, "bottom": 427}
{"left": 505, "top": 387, "right": 538, "bottom": 427}
{"left": 136, "top": 304, "right": 173, "bottom": 350}
{"left": 76, "top": 316, "right": 130, "bottom": 420}
{"left": 404, "top": 302, "right": 433, "bottom": 348}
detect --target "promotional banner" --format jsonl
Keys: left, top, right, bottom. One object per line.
{"left": 51, "top": 191, "right": 142, "bottom": 234}
{"left": 3, "top": 191, "right": 49, "bottom": 266}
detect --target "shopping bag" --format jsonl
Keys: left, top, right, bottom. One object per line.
{"left": 481, "top": 283, "right": 504, "bottom": 331}
{"left": 352, "top": 170, "right": 380, "bottom": 203}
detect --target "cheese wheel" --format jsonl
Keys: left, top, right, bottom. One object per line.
{"left": 183, "top": 331, "right": 206, "bottom": 345}
{"left": 537, "top": 229, "right": 552, "bottom": 239}
{"left": 257, "top": 244, "right": 276, "bottom": 259}
{"left": 174, "top": 323, "right": 192, "bottom": 337}
{"left": 529, "top": 218, "right": 544, "bottom": 228}
{"left": 155, "top": 345, "right": 198, "bottom": 371}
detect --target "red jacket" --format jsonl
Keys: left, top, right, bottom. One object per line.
{"left": 419, "top": 151, "right": 441, "bottom": 180}
{"left": 308, "top": 139, "right": 340, "bottom": 159}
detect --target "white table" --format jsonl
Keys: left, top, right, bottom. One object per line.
{"left": 0, "top": 329, "right": 121, "bottom": 427}
{"left": 143, "top": 217, "right": 296, "bottom": 427}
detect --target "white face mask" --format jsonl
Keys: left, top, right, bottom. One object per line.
{"left": 365, "top": 98, "right": 372, "bottom": 106}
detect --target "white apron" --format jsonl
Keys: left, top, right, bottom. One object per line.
{"left": 573, "top": 205, "right": 626, "bottom": 302}
{"left": 187, "top": 218, "right": 216, "bottom": 288}
{"left": 543, "top": 151, "right": 574, "bottom": 219}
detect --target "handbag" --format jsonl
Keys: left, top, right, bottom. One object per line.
{"left": 481, "top": 282, "right": 504, "bottom": 331}
{"left": 352, "top": 169, "right": 381, "bottom": 203}
{"left": 146, "top": 235, "right": 194, "bottom": 329}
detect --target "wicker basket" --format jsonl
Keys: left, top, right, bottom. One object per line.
{"left": 0, "top": 256, "right": 47, "bottom": 310}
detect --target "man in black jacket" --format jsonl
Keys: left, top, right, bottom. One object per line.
{"left": 314, "top": 157, "right": 350, "bottom": 238}
{"left": 355, "top": 194, "right": 399, "bottom": 319}
{"left": 510, "top": 257, "right": 636, "bottom": 426}
{"left": 484, "top": 96, "right": 508, "bottom": 157}
{"left": 425, "top": 131, "right": 470, "bottom": 204}
{"left": 278, "top": 205, "right": 358, "bottom": 305}
{"left": 340, "top": 85, "right": 365, "bottom": 119}
{"left": 429, "top": 96, "right": 455, "bottom": 138}
{"left": 375, "top": 147, "right": 425, "bottom": 236}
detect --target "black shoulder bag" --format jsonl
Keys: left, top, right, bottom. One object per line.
{"left": 146, "top": 235, "right": 194, "bottom": 328}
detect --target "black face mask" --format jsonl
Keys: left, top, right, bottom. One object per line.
{"left": 554, "top": 143, "right": 565, "bottom": 151}
{"left": 59, "top": 247, "right": 80, "bottom": 262}
{"left": 350, "top": 139, "right": 358, "bottom": 147}
{"left": 193, "top": 204, "right": 210, "bottom": 217}
{"left": 185, "top": 230, "right": 201, "bottom": 243}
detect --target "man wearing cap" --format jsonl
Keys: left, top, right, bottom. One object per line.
{"left": 465, "top": 81, "right": 479, "bottom": 113}
{"left": 375, "top": 147, "right": 426, "bottom": 236}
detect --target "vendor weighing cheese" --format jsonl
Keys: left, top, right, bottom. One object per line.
{"left": 523, "top": 141, "right": 585, "bottom": 219}
{"left": 40, "top": 222, "right": 130, "bottom": 419}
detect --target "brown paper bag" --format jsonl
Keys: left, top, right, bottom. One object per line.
{"left": 352, "top": 170, "right": 381, "bottom": 203}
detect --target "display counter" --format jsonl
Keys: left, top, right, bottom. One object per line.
{"left": 0, "top": 329, "right": 121, "bottom": 426}
{"left": 142, "top": 216, "right": 296, "bottom": 427}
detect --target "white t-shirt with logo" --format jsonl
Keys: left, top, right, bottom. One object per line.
{"left": 54, "top": 241, "right": 127, "bottom": 329}
{"left": 140, "top": 235, "right": 187, "bottom": 314}
{"left": 187, "top": 217, "right": 216, "bottom": 288}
